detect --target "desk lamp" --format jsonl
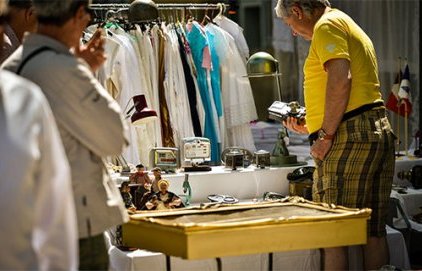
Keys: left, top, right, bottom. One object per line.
{"left": 125, "top": 94, "right": 158, "bottom": 126}
{"left": 247, "top": 52, "right": 302, "bottom": 166}
{"left": 117, "top": 94, "right": 158, "bottom": 174}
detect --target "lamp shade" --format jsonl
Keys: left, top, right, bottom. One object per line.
{"left": 130, "top": 94, "right": 158, "bottom": 126}
{"left": 246, "top": 52, "right": 281, "bottom": 77}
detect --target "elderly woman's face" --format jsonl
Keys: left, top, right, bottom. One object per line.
{"left": 159, "top": 183, "right": 168, "bottom": 192}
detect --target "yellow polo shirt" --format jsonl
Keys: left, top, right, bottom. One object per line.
{"left": 304, "top": 9, "right": 383, "bottom": 134}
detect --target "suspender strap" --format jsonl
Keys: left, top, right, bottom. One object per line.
{"left": 16, "top": 46, "right": 54, "bottom": 75}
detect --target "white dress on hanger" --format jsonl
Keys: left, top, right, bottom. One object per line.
{"left": 132, "top": 25, "right": 163, "bottom": 151}
{"left": 205, "top": 23, "right": 257, "bottom": 151}
{"left": 162, "top": 24, "right": 195, "bottom": 147}
{"left": 213, "top": 15, "right": 250, "bottom": 64}
{"left": 107, "top": 27, "right": 154, "bottom": 165}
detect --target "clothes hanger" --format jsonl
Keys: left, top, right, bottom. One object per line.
{"left": 185, "top": 5, "right": 194, "bottom": 23}
{"left": 210, "top": 8, "right": 215, "bottom": 21}
{"left": 215, "top": 3, "right": 224, "bottom": 19}
{"left": 201, "top": 8, "right": 210, "bottom": 26}
{"left": 179, "top": 8, "right": 185, "bottom": 25}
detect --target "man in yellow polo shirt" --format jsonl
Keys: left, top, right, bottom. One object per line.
{"left": 275, "top": 0, "right": 396, "bottom": 270}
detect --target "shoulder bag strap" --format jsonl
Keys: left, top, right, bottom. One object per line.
{"left": 17, "top": 46, "right": 55, "bottom": 75}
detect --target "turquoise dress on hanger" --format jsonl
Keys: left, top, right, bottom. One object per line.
{"left": 205, "top": 27, "right": 223, "bottom": 124}
{"left": 186, "top": 21, "right": 220, "bottom": 163}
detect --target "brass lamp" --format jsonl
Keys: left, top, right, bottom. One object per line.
{"left": 247, "top": 52, "right": 283, "bottom": 102}
{"left": 246, "top": 52, "right": 304, "bottom": 167}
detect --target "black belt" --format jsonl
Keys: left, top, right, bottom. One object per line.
{"left": 308, "top": 101, "right": 385, "bottom": 143}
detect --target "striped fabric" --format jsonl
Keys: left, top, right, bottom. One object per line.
{"left": 312, "top": 107, "right": 396, "bottom": 236}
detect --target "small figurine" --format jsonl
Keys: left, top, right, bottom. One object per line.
{"left": 150, "top": 167, "right": 162, "bottom": 193}
{"left": 120, "top": 181, "right": 136, "bottom": 212}
{"left": 272, "top": 126, "right": 290, "bottom": 157}
{"left": 136, "top": 182, "right": 153, "bottom": 210}
{"left": 129, "top": 164, "right": 152, "bottom": 207}
{"left": 145, "top": 179, "right": 185, "bottom": 210}
{"left": 129, "top": 164, "right": 152, "bottom": 185}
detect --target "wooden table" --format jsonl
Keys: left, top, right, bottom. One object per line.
{"left": 122, "top": 197, "right": 371, "bottom": 262}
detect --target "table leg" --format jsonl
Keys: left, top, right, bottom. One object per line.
{"left": 268, "top": 252, "right": 273, "bottom": 271}
{"left": 166, "top": 255, "right": 171, "bottom": 271}
{"left": 216, "top": 257, "right": 222, "bottom": 271}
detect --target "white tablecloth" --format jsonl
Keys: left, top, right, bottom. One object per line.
{"left": 391, "top": 188, "right": 422, "bottom": 217}
{"left": 106, "top": 227, "right": 320, "bottom": 271}
{"left": 107, "top": 227, "right": 409, "bottom": 271}
{"left": 108, "top": 161, "right": 413, "bottom": 270}
{"left": 113, "top": 165, "right": 298, "bottom": 204}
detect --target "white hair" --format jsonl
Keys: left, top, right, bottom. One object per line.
{"left": 33, "top": 0, "right": 91, "bottom": 21}
{"left": 274, "top": 0, "right": 330, "bottom": 18}
{"left": 33, "top": 0, "right": 73, "bottom": 18}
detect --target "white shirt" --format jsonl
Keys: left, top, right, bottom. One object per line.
{"left": 0, "top": 24, "right": 20, "bottom": 64}
{"left": 163, "top": 24, "right": 195, "bottom": 146}
{"left": 213, "top": 15, "right": 250, "bottom": 64}
{"left": 0, "top": 70, "right": 78, "bottom": 270}
{"left": 108, "top": 28, "right": 159, "bottom": 166}
{"left": 107, "top": 29, "right": 144, "bottom": 164}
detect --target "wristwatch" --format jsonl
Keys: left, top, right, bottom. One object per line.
{"left": 318, "top": 129, "right": 335, "bottom": 141}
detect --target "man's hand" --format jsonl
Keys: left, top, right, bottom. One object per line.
{"left": 283, "top": 117, "right": 308, "bottom": 134}
{"left": 310, "top": 138, "right": 333, "bottom": 161}
{"left": 75, "top": 28, "right": 106, "bottom": 72}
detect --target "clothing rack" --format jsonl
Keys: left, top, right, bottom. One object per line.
{"left": 89, "top": 3, "right": 229, "bottom": 24}
{"left": 89, "top": 3, "right": 229, "bottom": 10}
{"left": 158, "top": 3, "right": 229, "bottom": 10}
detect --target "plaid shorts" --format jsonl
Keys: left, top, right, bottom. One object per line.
{"left": 312, "top": 107, "right": 396, "bottom": 237}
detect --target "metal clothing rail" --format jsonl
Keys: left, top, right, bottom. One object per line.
{"left": 89, "top": 3, "right": 129, "bottom": 9}
{"left": 89, "top": 3, "right": 229, "bottom": 10}
{"left": 157, "top": 3, "right": 229, "bottom": 10}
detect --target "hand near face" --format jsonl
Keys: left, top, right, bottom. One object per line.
{"left": 75, "top": 28, "right": 106, "bottom": 72}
